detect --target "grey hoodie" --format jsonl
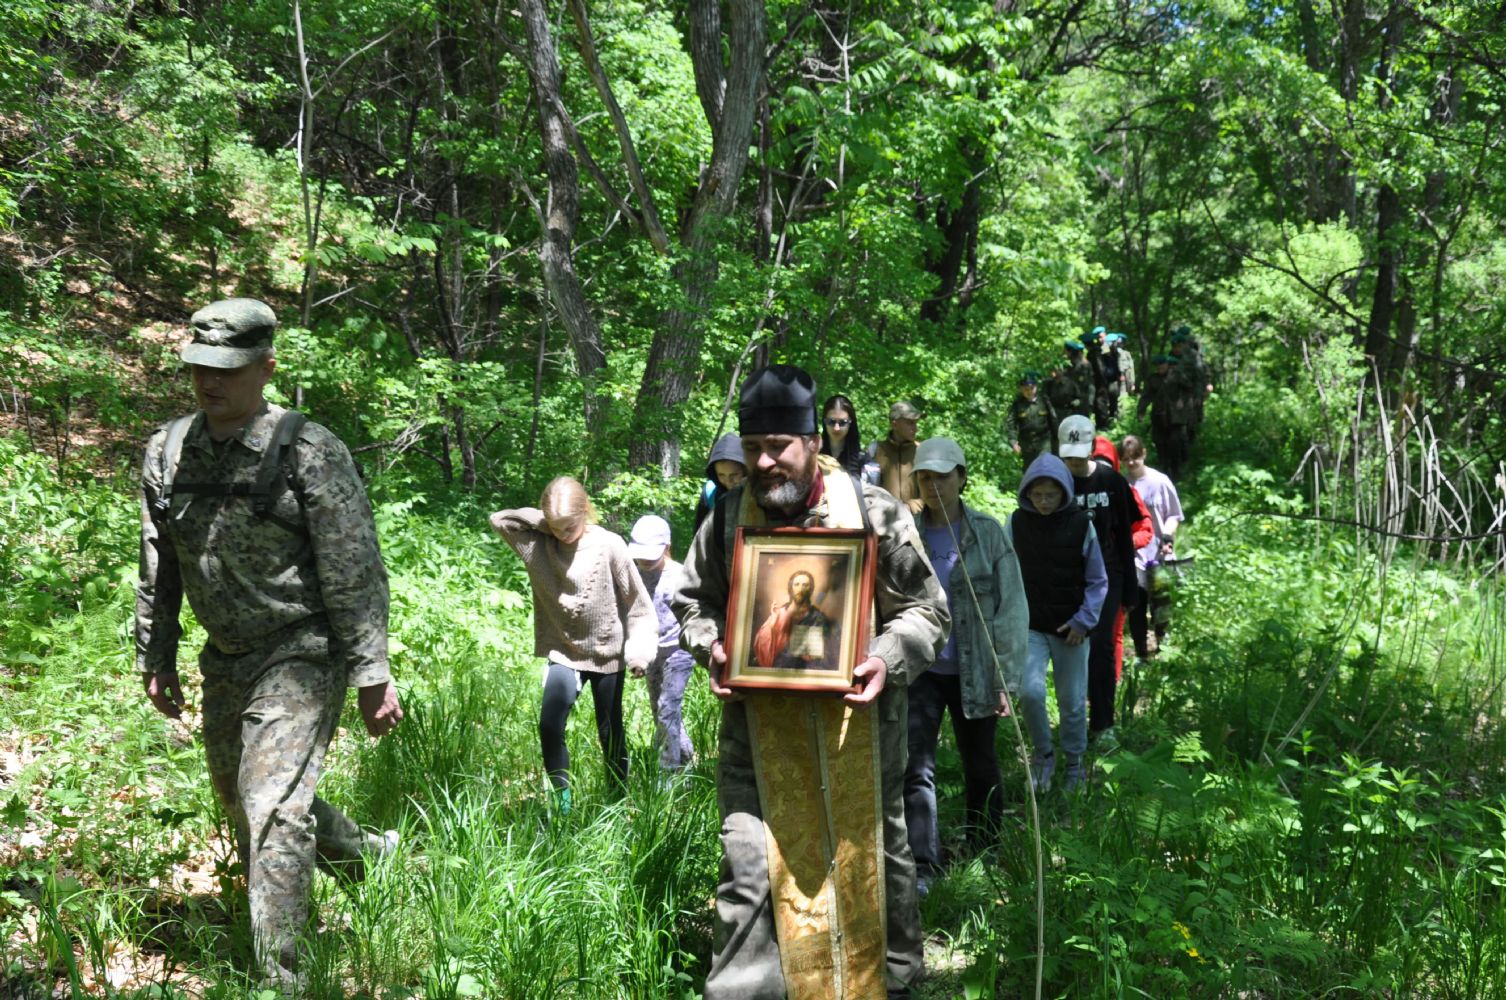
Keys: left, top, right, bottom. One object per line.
{"left": 704, "top": 433, "right": 745, "bottom": 479}
{"left": 1008, "top": 453, "right": 1108, "bottom": 634}
{"left": 695, "top": 434, "right": 748, "bottom": 530}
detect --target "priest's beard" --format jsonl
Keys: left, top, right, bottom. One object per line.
{"left": 753, "top": 469, "right": 813, "bottom": 511}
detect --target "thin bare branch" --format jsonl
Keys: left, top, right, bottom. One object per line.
{"left": 565, "top": 0, "right": 671, "bottom": 254}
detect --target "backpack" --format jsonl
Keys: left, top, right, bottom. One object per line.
{"left": 1101, "top": 347, "right": 1122, "bottom": 383}
{"left": 148, "top": 409, "right": 309, "bottom": 535}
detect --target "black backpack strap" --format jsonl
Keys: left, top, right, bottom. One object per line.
{"left": 851, "top": 473, "right": 873, "bottom": 534}
{"left": 247, "top": 410, "right": 309, "bottom": 534}
{"left": 157, "top": 410, "right": 309, "bottom": 535}
{"left": 252, "top": 410, "right": 308, "bottom": 517}
{"left": 149, "top": 415, "right": 196, "bottom": 525}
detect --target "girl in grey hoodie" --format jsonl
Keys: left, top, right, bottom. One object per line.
{"left": 1006, "top": 453, "right": 1108, "bottom": 793}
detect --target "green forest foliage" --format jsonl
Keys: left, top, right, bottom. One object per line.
{"left": 7, "top": 0, "right": 1497, "bottom": 492}
{"left": 3, "top": 0, "right": 1506, "bottom": 996}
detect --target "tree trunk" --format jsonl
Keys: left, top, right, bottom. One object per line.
{"left": 517, "top": 0, "right": 610, "bottom": 445}
{"left": 628, "top": 0, "right": 766, "bottom": 475}
{"left": 921, "top": 168, "right": 983, "bottom": 324}
{"left": 1332, "top": 0, "right": 1367, "bottom": 227}
{"left": 755, "top": 91, "right": 772, "bottom": 264}
{"left": 687, "top": 0, "right": 724, "bottom": 128}
{"left": 566, "top": 0, "right": 670, "bottom": 254}
{"left": 1363, "top": 6, "right": 1406, "bottom": 392}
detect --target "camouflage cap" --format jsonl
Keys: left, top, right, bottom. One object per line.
{"left": 889, "top": 401, "right": 923, "bottom": 421}
{"left": 181, "top": 298, "right": 277, "bottom": 368}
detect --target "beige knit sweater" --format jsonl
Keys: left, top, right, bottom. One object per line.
{"left": 489, "top": 508, "right": 658, "bottom": 673}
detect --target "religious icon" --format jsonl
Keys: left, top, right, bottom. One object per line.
{"left": 723, "top": 527, "right": 876, "bottom": 693}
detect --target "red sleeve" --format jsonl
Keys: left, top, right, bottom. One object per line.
{"left": 1130, "top": 485, "right": 1154, "bottom": 550}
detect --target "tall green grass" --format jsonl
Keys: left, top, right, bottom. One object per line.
{"left": 4, "top": 422, "right": 1505, "bottom": 997}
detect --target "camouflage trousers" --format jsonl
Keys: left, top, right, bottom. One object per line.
{"left": 200, "top": 633, "right": 377, "bottom": 983}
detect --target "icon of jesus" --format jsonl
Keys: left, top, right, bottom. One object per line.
{"left": 751, "top": 569, "right": 838, "bottom": 670}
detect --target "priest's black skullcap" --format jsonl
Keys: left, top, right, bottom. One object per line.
{"left": 739, "top": 364, "right": 817, "bottom": 435}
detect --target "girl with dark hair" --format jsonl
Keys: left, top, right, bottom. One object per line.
{"left": 820, "top": 394, "right": 868, "bottom": 478}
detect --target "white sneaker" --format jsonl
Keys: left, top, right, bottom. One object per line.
{"left": 377, "top": 829, "right": 400, "bottom": 857}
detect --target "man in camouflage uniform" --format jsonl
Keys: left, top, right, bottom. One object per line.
{"left": 1098, "top": 332, "right": 1130, "bottom": 421}
{"left": 1007, "top": 371, "right": 1056, "bottom": 461}
{"left": 1106, "top": 332, "right": 1135, "bottom": 399}
{"left": 1082, "top": 327, "right": 1114, "bottom": 427}
{"left": 1136, "top": 354, "right": 1195, "bottom": 481}
{"left": 1170, "top": 328, "right": 1212, "bottom": 442}
{"left": 137, "top": 298, "right": 403, "bottom": 988}
{"left": 1046, "top": 339, "right": 1096, "bottom": 420}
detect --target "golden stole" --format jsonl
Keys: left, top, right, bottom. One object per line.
{"left": 737, "top": 458, "right": 887, "bottom": 999}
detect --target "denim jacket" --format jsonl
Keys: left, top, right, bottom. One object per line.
{"left": 915, "top": 503, "right": 1030, "bottom": 718}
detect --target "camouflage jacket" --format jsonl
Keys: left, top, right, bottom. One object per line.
{"left": 1046, "top": 361, "right": 1096, "bottom": 418}
{"left": 1179, "top": 346, "right": 1211, "bottom": 398}
{"left": 136, "top": 403, "right": 391, "bottom": 687}
{"left": 1007, "top": 394, "right": 1056, "bottom": 447}
{"left": 1136, "top": 369, "right": 1197, "bottom": 427}
{"left": 1113, "top": 347, "right": 1136, "bottom": 394}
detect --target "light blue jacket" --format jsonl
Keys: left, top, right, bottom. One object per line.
{"left": 915, "top": 502, "right": 1030, "bottom": 717}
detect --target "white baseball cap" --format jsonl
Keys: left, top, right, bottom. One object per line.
{"left": 1057, "top": 415, "right": 1096, "bottom": 459}
{"left": 627, "top": 515, "right": 672, "bottom": 560}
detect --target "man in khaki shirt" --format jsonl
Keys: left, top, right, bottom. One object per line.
{"left": 869, "top": 401, "right": 925, "bottom": 513}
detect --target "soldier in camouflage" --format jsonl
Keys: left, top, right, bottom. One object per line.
{"left": 1082, "top": 327, "right": 1114, "bottom": 428}
{"left": 136, "top": 298, "right": 403, "bottom": 989}
{"left": 1136, "top": 353, "right": 1195, "bottom": 481}
{"left": 1170, "top": 328, "right": 1212, "bottom": 442}
{"left": 1045, "top": 339, "right": 1096, "bottom": 420}
{"left": 1106, "top": 333, "right": 1135, "bottom": 400}
{"left": 1007, "top": 371, "right": 1056, "bottom": 461}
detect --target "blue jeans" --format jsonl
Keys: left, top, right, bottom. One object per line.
{"left": 1019, "top": 630, "right": 1089, "bottom": 760}
{"left": 648, "top": 646, "right": 696, "bottom": 770}
{"left": 903, "top": 671, "right": 1002, "bottom": 875}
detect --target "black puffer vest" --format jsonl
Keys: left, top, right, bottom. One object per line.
{"left": 1012, "top": 506, "right": 1091, "bottom": 632}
